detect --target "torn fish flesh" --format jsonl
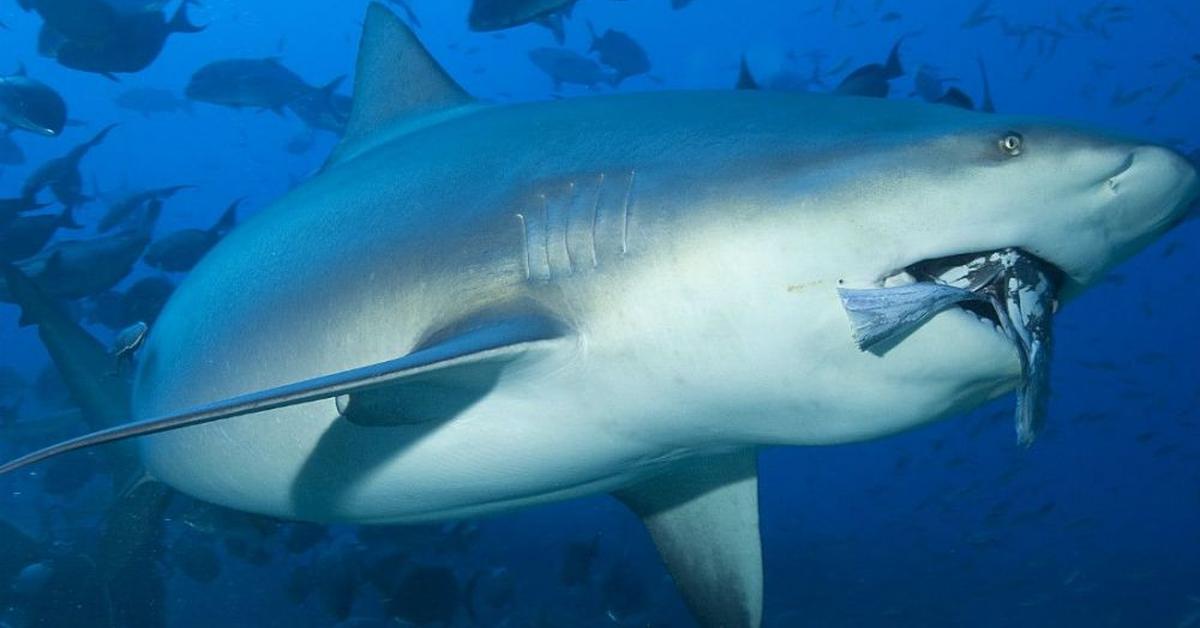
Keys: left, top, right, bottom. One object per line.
{"left": 838, "top": 248, "right": 1059, "bottom": 445}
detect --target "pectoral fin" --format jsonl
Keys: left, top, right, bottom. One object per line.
{"left": 615, "top": 449, "right": 763, "bottom": 628}
{"left": 0, "top": 311, "right": 569, "bottom": 475}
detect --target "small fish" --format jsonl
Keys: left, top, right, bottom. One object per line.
{"left": 0, "top": 195, "right": 47, "bottom": 229}
{"left": 469, "top": 0, "right": 576, "bottom": 44}
{"left": 285, "top": 77, "right": 352, "bottom": 135}
{"left": 186, "top": 58, "right": 312, "bottom": 113}
{"left": 936, "top": 87, "right": 975, "bottom": 110}
{"left": 111, "top": 320, "right": 149, "bottom": 368}
{"left": 841, "top": 249, "right": 1059, "bottom": 445}
{"left": 0, "top": 65, "right": 69, "bottom": 136}
{"left": 144, "top": 198, "right": 240, "bottom": 272}
{"left": 961, "top": 0, "right": 996, "bottom": 28}
{"left": 98, "top": 184, "right": 192, "bottom": 233}
{"left": 838, "top": 282, "right": 984, "bottom": 351}
{"left": 21, "top": 124, "right": 117, "bottom": 209}
{"left": 0, "top": 207, "right": 82, "bottom": 263}
{"left": 529, "top": 47, "right": 618, "bottom": 90}
{"left": 43, "top": 1, "right": 205, "bottom": 77}
{"left": 834, "top": 38, "right": 904, "bottom": 98}
{"left": 586, "top": 22, "right": 651, "bottom": 84}
{"left": 912, "top": 65, "right": 957, "bottom": 103}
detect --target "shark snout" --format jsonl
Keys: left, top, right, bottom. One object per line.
{"left": 1106, "top": 145, "right": 1199, "bottom": 229}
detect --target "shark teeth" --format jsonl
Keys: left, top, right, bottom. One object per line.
{"left": 839, "top": 248, "right": 1059, "bottom": 446}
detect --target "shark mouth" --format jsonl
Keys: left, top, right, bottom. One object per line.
{"left": 837, "top": 249, "right": 1061, "bottom": 446}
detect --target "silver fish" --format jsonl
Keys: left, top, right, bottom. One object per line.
{"left": 840, "top": 248, "right": 1058, "bottom": 445}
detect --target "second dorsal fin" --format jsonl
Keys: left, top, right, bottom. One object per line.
{"left": 339, "top": 3, "right": 472, "bottom": 151}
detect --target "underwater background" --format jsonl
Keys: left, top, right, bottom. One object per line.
{"left": 1, "top": 0, "right": 1198, "bottom": 626}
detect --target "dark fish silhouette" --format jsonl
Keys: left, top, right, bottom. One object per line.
{"left": 0, "top": 207, "right": 81, "bottom": 262}
{"left": 961, "top": 0, "right": 996, "bottom": 28}
{"left": 469, "top": 0, "right": 576, "bottom": 43}
{"left": 587, "top": 22, "right": 651, "bottom": 84}
{"left": 143, "top": 198, "right": 240, "bottom": 272}
{"left": 87, "top": 275, "right": 175, "bottom": 330}
{"left": 97, "top": 183, "right": 192, "bottom": 233}
{"left": 0, "top": 66, "right": 68, "bottom": 136}
{"left": 735, "top": 55, "right": 759, "bottom": 90}
{"left": 835, "top": 38, "right": 904, "bottom": 98}
{"left": 286, "top": 77, "right": 352, "bottom": 134}
{"left": 0, "top": 195, "right": 46, "bottom": 229}
{"left": 18, "top": 0, "right": 122, "bottom": 46}
{"left": 3, "top": 208, "right": 155, "bottom": 301}
{"left": 38, "top": 1, "right": 204, "bottom": 78}
{"left": 529, "top": 47, "right": 618, "bottom": 90}
{"left": 936, "top": 86, "right": 975, "bottom": 110}
{"left": 21, "top": 124, "right": 116, "bottom": 209}
{"left": 186, "top": 58, "right": 313, "bottom": 113}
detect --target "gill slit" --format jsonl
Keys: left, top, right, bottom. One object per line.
{"left": 590, "top": 173, "right": 604, "bottom": 268}
{"left": 621, "top": 170, "right": 636, "bottom": 256}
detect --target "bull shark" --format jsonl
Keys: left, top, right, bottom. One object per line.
{"left": 2, "top": 4, "right": 1198, "bottom": 627}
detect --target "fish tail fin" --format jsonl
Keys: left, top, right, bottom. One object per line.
{"left": 586, "top": 19, "right": 598, "bottom": 47}
{"left": 884, "top": 38, "right": 905, "bottom": 79}
{"left": 87, "top": 123, "right": 118, "bottom": 149}
{"left": 170, "top": 0, "right": 206, "bottom": 34}
{"left": 735, "top": 55, "right": 759, "bottom": 90}
{"left": 977, "top": 56, "right": 996, "bottom": 113}
{"left": 210, "top": 198, "right": 241, "bottom": 235}
{"left": 59, "top": 205, "right": 82, "bottom": 229}
{"left": 315, "top": 75, "right": 346, "bottom": 102}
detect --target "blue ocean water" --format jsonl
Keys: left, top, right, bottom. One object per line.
{"left": 0, "top": 1, "right": 1197, "bottom": 626}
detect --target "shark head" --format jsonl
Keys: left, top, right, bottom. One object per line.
{"left": 860, "top": 114, "right": 1200, "bottom": 294}
{"left": 684, "top": 93, "right": 1200, "bottom": 444}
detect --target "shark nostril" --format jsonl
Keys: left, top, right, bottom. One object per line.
{"left": 1112, "top": 153, "right": 1135, "bottom": 178}
{"left": 1105, "top": 153, "right": 1136, "bottom": 193}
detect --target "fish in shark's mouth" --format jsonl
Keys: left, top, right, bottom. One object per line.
{"left": 838, "top": 248, "right": 1061, "bottom": 446}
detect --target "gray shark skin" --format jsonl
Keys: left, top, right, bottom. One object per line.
{"left": 3, "top": 4, "right": 1199, "bottom": 627}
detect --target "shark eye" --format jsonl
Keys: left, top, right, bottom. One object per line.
{"left": 999, "top": 132, "right": 1024, "bottom": 157}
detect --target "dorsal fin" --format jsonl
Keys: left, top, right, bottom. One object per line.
{"left": 339, "top": 3, "right": 472, "bottom": 151}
